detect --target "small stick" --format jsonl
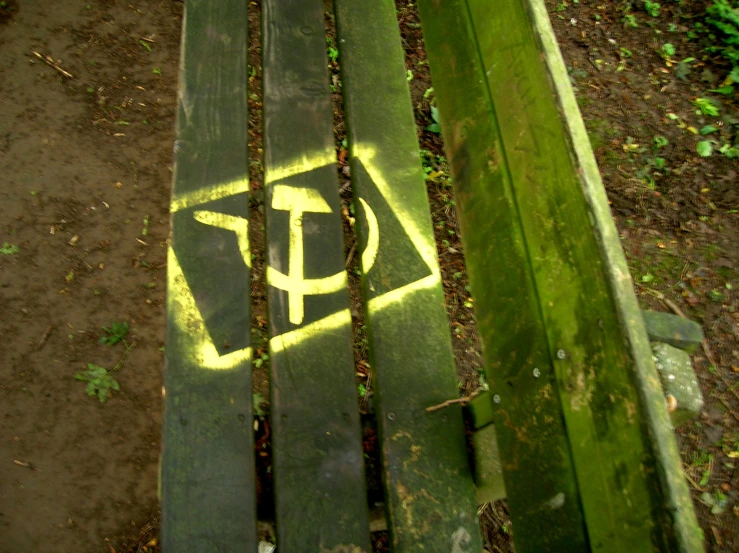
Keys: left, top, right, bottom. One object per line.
{"left": 110, "top": 341, "right": 136, "bottom": 374}
{"left": 717, "top": 394, "right": 739, "bottom": 423}
{"left": 345, "top": 240, "right": 357, "bottom": 269}
{"left": 13, "top": 459, "right": 38, "bottom": 470}
{"left": 38, "top": 326, "right": 53, "bottom": 349}
{"left": 711, "top": 525, "right": 722, "bottom": 547}
{"left": 426, "top": 390, "right": 481, "bottom": 413}
{"left": 683, "top": 472, "right": 707, "bottom": 493}
{"left": 32, "top": 51, "right": 73, "bottom": 79}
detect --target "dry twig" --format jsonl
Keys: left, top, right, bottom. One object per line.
{"left": 37, "top": 325, "right": 53, "bottom": 349}
{"left": 32, "top": 51, "right": 73, "bottom": 79}
{"left": 426, "top": 390, "right": 481, "bottom": 413}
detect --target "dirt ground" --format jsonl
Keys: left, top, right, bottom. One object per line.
{"left": 0, "top": 1, "right": 180, "bottom": 551}
{"left": 0, "top": 1, "right": 737, "bottom": 552}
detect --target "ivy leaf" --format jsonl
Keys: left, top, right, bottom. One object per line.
{"left": 700, "top": 125, "right": 719, "bottom": 135}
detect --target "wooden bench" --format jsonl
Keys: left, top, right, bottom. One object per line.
{"left": 162, "top": 0, "right": 704, "bottom": 551}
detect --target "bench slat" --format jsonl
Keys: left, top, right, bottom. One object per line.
{"left": 420, "top": 0, "right": 702, "bottom": 551}
{"left": 163, "top": 1, "right": 256, "bottom": 552}
{"left": 262, "top": 0, "right": 371, "bottom": 549}
{"left": 334, "top": 1, "right": 483, "bottom": 550}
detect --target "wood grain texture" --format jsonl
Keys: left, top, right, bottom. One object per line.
{"left": 262, "top": 0, "right": 370, "bottom": 550}
{"left": 334, "top": 0, "right": 483, "bottom": 550}
{"left": 162, "top": 1, "right": 256, "bottom": 552}
{"left": 417, "top": 1, "right": 588, "bottom": 550}
{"left": 419, "top": 0, "right": 702, "bottom": 551}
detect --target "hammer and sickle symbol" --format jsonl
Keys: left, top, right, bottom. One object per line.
{"left": 194, "top": 185, "right": 379, "bottom": 326}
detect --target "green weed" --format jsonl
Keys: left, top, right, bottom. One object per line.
{"left": 327, "top": 46, "right": 338, "bottom": 63}
{"left": 253, "top": 352, "right": 269, "bottom": 368}
{"left": 706, "top": 0, "right": 739, "bottom": 74}
{"left": 0, "top": 242, "right": 19, "bottom": 255}
{"left": 100, "top": 321, "right": 129, "bottom": 346}
{"left": 253, "top": 393, "right": 267, "bottom": 417}
{"left": 623, "top": 13, "right": 639, "bottom": 28}
{"left": 644, "top": 1, "right": 661, "bottom": 18}
{"left": 692, "top": 97, "right": 720, "bottom": 116}
{"left": 75, "top": 364, "right": 120, "bottom": 403}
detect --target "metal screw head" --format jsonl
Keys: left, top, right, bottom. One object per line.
{"left": 556, "top": 349, "right": 566, "bottom": 360}
{"left": 533, "top": 368, "right": 541, "bottom": 378}
{"left": 493, "top": 394, "right": 501, "bottom": 404}
{"left": 387, "top": 413, "right": 396, "bottom": 421}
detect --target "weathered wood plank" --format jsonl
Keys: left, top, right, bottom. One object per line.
{"left": 416, "top": 2, "right": 589, "bottom": 551}
{"left": 162, "top": 1, "right": 256, "bottom": 552}
{"left": 261, "top": 0, "right": 370, "bottom": 549}
{"left": 420, "top": 0, "right": 702, "bottom": 551}
{"left": 333, "top": 0, "right": 483, "bottom": 550}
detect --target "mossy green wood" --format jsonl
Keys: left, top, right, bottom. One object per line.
{"left": 162, "top": 1, "right": 256, "bottom": 552}
{"left": 420, "top": 0, "right": 702, "bottom": 551}
{"left": 262, "top": 0, "right": 370, "bottom": 549}
{"left": 417, "top": 1, "right": 589, "bottom": 550}
{"left": 334, "top": 0, "right": 482, "bottom": 550}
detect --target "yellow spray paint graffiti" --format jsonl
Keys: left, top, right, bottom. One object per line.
{"left": 266, "top": 185, "right": 380, "bottom": 325}
{"left": 193, "top": 210, "right": 252, "bottom": 269}
{"left": 167, "top": 245, "right": 252, "bottom": 370}
{"left": 270, "top": 185, "right": 338, "bottom": 325}
{"left": 168, "top": 145, "right": 440, "bottom": 368}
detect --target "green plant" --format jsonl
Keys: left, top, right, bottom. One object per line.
{"left": 406, "top": 69, "right": 413, "bottom": 82}
{"left": 718, "top": 143, "right": 739, "bottom": 157}
{"left": 99, "top": 321, "right": 129, "bottom": 346}
{"left": 358, "top": 383, "right": 367, "bottom": 398}
{"left": 75, "top": 364, "right": 120, "bottom": 403}
{"left": 327, "top": 46, "right": 339, "bottom": 63}
{"left": 644, "top": 1, "right": 661, "bottom": 18}
{"left": 700, "top": 490, "right": 728, "bottom": 514}
{"left": 692, "top": 97, "right": 720, "bottom": 116}
{"left": 0, "top": 242, "right": 19, "bottom": 255}
{"left": 623, "top": 13, "right": 639, "bottom": 28}
{"left": 653, "top": 135, "right": 669, "bottom": 149}
{"left": 661, "top": 43, "right": 676, "bottom": 58}
{"left": 705, "top": 0, "right": 739, "bottom": 75}
{"left": 253, "top": 352, "right": 269, "bottom": 368}
{"left": 697, "top": 140, "right": 714, "bottom": 157}
{"left": 426, "top": 105, "right": 441, "bottom": 133}
{"left": 253, "top": 393, "right": 267, "bottom": 417}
